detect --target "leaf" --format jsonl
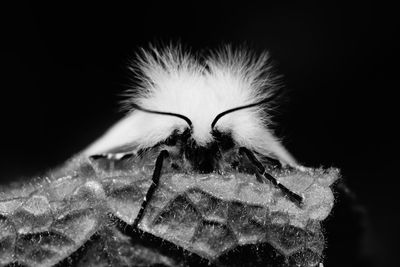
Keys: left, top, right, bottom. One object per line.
{"left": 0, "top": 153, "right": 338, "bottom": 266}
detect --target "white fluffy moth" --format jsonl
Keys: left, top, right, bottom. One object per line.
{"left": 84, "top": 45, "right": 304, "bottom": 206}
{"left": 0, "top": 44, "right": 338, "bottom": 267}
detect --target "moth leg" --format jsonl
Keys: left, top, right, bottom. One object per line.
{"left": 133, "top": 150, "right": 169, "bottom": 226}
{"left": 239, "top": 147, "right": 303, "bottom": 206}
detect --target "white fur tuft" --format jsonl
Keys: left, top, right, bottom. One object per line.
{"left": 84, "top": 45, "right": 297, "bottom": 165}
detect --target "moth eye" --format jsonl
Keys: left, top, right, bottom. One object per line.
{"left": 181, "top": 128, "right": 191, "bottom": 140}
{"left": 165, "top": 136, "right": 177, "bottom": 146}
{"left": 165, "top": 130, "right": 179, "bottom": 146}
{"left": 212, "top": 130, "right": 235, "bottom": 150}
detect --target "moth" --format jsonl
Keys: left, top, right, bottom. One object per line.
{"left": 84, "top": 45, "right": 304, "bottom": 210}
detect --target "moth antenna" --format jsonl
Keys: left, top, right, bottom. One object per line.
{"left": 211, "top": 96, "right": 276, "bottom": 129}
{"left": 131, "top": 103, "right": 193, "bottom": 129}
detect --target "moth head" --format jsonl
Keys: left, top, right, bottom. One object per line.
{"left": 131, "top": 100, "right": 269, "bottom": 173}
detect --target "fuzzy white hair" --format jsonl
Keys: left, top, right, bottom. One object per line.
{"left": 83, "top": 45, "right": 297, "bottom": 166}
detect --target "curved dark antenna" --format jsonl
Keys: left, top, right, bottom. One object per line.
{"left": 211, "top": 98, "right": 270, "bottom": 129}
{"left": 131, "top": 103, "right": 193, "bottom": 128}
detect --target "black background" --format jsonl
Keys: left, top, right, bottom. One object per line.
{"left": 2, "top": 1, "right": 398, "bottom": 266}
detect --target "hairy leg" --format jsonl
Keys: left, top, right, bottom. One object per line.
{"left": 133, "top": 150, "right": 170, "bottom": 226}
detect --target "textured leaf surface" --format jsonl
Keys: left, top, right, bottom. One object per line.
{"left": 0, "top": 153, "right": 338, "bottom": 266}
